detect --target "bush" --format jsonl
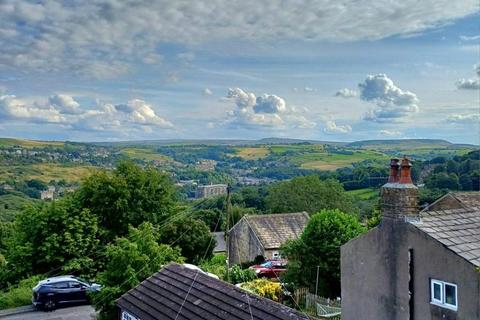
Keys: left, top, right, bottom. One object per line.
{"left": 241, "top": 279, "right": 282, "bottom": 302}
{"left": 200, "top": 254, "right": 227, "bottom": 280}
{"left": 229, "top": 265, "right": 256, "bottom": 284}
{"left": 0, "top": 275, "right": 42, "bottom": 309}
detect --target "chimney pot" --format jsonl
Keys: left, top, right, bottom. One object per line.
{"left": 399, "top": 157, "right": 413, "bottom": 184}
{"left": 388, "top": 158, "right": 400, "bottom": 183}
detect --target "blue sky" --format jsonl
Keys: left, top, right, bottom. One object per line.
{"left": 0, "top": 1, "right": 478, "bottom": 144}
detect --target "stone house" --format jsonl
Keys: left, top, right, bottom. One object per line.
{"left": 116, "top": 263, "right": 309, "bottom": 320}
{"left": 195, "top": 184, "right": 228, "bottom": 199}
{"left": 228, "top": 212, "right": 309, "bottom": 266}
{"left": 422, "top": 191, "right": 480, "bottom": 212}
{"left": 341, "top": 158, "right": 480, "bottom": 320}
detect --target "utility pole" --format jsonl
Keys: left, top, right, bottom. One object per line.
{"left": 315, "top": 265, "right": 320, "bottom": 297}
{"left": 225, "top": 185, "right": 232, "bottom": 282}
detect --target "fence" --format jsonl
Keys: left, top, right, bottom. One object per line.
{"left": 294, "top": 288, "right": 341, "bottom": 320}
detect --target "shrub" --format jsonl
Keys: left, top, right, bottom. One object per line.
{"left": 200, "top": 254, "right": 227, "bottom": 280}
{"left": 229, "top": 265, "right": 256, "bottom": 284}
{"left": 0, "top": 275, "right": 42, "bottom": 309}
{"left": 241, "top": 279, "right": 282, "bottom": 302}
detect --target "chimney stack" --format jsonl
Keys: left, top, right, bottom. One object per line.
{"left": 381, "top": 157, "right": 418, "bottom": 220}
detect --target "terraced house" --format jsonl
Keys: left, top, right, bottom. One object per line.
{"left": 341, "top": 158, "right": 480, "bottom": 320}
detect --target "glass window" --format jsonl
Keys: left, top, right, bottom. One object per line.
{"left": 445, "top": 283, "right": 457, "bottom": 308}
{"left": 432, "top": 281, "right": 442, "bottom": 302}
{"left": 69, "top": 281, "right": 82, "bottom": 288}
{"left": 52, "top": 281, "right": 69, "bottom": 289}
{"left": 430, "top": 279, "right": 457, "bottom": 311}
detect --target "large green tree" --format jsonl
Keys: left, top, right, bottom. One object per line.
{"left": 2, "top": 198, "right": 100, "bottom": 286}
{"left": 266, "top": 176, "right": 357, "bottom": 214}
{"left": 92, "top": 222, "right": 184, "bottom": 320}
{"left": 281, "top": 209, "right": 365, "bottom": 297}
{"left": 159, "top": 216, "right": 215, "bottom": 264}
{"left": 75, "top": 161, "right": 178, "bottom": 241}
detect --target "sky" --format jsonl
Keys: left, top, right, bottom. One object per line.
{"left": 0, "top": 1, "right": 479, "bottom": 144}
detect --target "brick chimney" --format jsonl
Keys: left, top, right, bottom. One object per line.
{"left": 381, "top": 157, "right": 418, "bottom": 220}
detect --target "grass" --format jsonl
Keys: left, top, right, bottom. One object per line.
{"left": 295, "top": 150, "right": 388, "bottom": 170}
{"left": 122, "top": 148, "right": 172, "bottom": 163}
{"left": 0, "top": 276, "right": 42, "bottom": 310}
{"left": 347, "top": 188, "right": 379, "bottom": 200}
{"left": 234, "top": 147, "right": 270, "bottom": 160}
{"left": 0, "top": 192, "right": 37, "bottom": 222}
{"left": 0, "top": 163, "right": 96, "bottom": 183}
{"left": 0, "top": 138, "right": 64, "bottom": 149}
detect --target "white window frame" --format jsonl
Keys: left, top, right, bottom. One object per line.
{"left": 430, "top": 279, "right": 458, "bottom": 311}
{"left": 122, "top": 311, "right": 139, "bottom": 320}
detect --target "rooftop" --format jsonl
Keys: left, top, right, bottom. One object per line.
{"left": 116, "top": 263, "right": 309, "bottom": 320}
{"left": 422, "top": 191, "right": 480, "bottom": 212}
{"left": 243, "top": 212, "right": 309, "bottom": 249}
{"left": 412, "top": 205, "right": 480, "bottom": 267}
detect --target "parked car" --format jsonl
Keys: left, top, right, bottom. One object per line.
{"left": 249, "top": 260, "right": 287, "bottom": 278}
{"left": 32, "top": 275, "right": 101, "bottom": 311}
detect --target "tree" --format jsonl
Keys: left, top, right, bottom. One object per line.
{"left": 265, "top": 176, "right": 357, "bottom": 214}
{"left": 75, "top": 161, "right": 178, "bottom": 241}
{"left": 92, "top": 222, "right": 184, "bottom": 320}
{"left": 191, "top": 209, "right": 224, "bottom": 232}
{"left": 281, "top": 209, "right": 365, "bottom": 297}
{"left": 2, "top": 198, "right": 100, "bottom": 285}
{"left": 158, "top": 216, "right": 215, "bottom": 264}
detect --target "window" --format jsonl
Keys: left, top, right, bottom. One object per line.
{"left": 430, "top": 279, "right": 457, "bottom": 311}
{"left": 52, "top": 282, "right": 69, "bottom": 289}
{"left": 122, "top": 311, "right": 139, "bottom": 320}
{"left": 69, "top": 281, "right": 82, "bottom": 288}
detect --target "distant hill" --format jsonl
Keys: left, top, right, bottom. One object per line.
{"left": 0, "top": 138, "right": 65, "bottom": 148}
{"left": 347, "top": 139, "right": 477, "bottom": 150}
{"left": 93, "top": 137, "right": 345, "bottom": 147}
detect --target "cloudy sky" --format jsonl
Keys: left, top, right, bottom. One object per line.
{"left": 0, "top": 1, "right": 479, "bottom": 143}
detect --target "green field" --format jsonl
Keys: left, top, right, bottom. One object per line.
{"left": 122, "top": 148, "right": 173, "bottom": 163}
{"left": 0, "top": 192, "right": 38, "bottom": 221}
{"left": 0, "top": 138, "right": 65, "bottom": 149}
{"left": 234, "top": 147, "right": 270, "bottom": 160}
{"left": 294, "top": 150, "right": 388, "bottom": 170}
{"left": 0, "top": 163, "right": 96, "bottom": 183}
{"left": 347, "top": 188, "right": 379, "bottom": 200}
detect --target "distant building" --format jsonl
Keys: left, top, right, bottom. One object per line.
{"left": 40, "top": 186, "right": 56, "bottom": 200}
{"left": 196, "top": 159, "right": 217, "bottom": 171}
{"left": 195, "top": 184, "right": 228, "bottom": 199}
{"left": 228, "top": 212, "right": 309, "bottom": 265}
{"left": 341, "top": 158, "right": 480, "bottom": 320}
{"left": 116, "top": 263, "right": 309, "bottom": 320}
{"left": 1, "top": 184, "right": 13, "bottom": 191}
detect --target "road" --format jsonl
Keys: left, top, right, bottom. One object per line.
{"left": 0, "top": 305, "right": 96, "bottom": 320}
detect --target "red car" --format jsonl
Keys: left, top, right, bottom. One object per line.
{"left": 249, "top": 260, "right": 287, "bottom": 278}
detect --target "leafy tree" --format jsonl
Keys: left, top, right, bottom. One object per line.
{"left": 281, "top": 209, "right": 365, "bottom": 297}
{"left": 2, "top": 198, "right": 100, "bottom": 285}
{"left": 75, "top": 161, "right": 178, "bottom": 241}
{"left": 191, "top": 209, "right": 224, "bottom": 232}
{"left": 159, "top": 216, "right": 215, "bottom": 264}
{"left": 266, "top": 176, "right": 357, "bottom": 214}
{"left": 92, "top": 222, "right": 184, "bottom": 320}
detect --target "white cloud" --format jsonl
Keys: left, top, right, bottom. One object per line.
{"left": 323, "top": 120, "right": 352, "bottom": 134}
{"left": 114, "top": 99, "right": 173, "bottom": 128}
{"left": 456, "top": 65, "right": 480, "bottom": 90}
{"left": 0, "top": 93, "right": 173, "bottom": 132}
{"left": 48, "top": 94, "right": 83, "bottom": 115}
{"left": 358, "top": 74, "right": 419, "bottom": 122}
{"left": 456, "top": 78, "right": 480, "bottom": 90}
{"left": 225, "top": 88, "right": 315, "bottom": 129}
{"left": 203, "top": 88, "right": 213, "bottom": 96}
{"left": 460, "top": 35, "right": 480, "bottom": 41}
{"left": 335, "top": 88, "right": 358, "bottom": 98}
{"left": 0, "top": 0, "right": 477, "bottom": 78}
{"left": 379, "top": 129, "right": 402, "bottom": 136}
{"left": 446, "top": 113, "right": 480, "bottom": 124}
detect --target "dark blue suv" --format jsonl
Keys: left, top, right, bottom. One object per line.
{"left": 32, "top": 275, "right": 101, "bottom": 311}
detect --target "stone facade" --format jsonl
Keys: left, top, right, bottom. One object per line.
{"left": 195, "top": 184, "right": 228, "bottom": 199}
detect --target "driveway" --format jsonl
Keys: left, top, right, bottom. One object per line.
{"left": 0, "top": 305, "right": 96, "bottom": 320}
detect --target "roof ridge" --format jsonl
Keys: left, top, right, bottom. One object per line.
{"left": 245, "top": 212, "right": 309, "bottom": 219}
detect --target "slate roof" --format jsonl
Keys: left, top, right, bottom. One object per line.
{"left": 116, "top": 263, "right": 309, "bottom": 320}
{"left": 244, "top": 212, "right": 309, "bottom": 249}
{"left": 411, "top": 206, "right": 480, "bottom": 267}
{"left": 213, "top": 232, "right": 226, "bottom": 253}
{"left": 422, "top": 192, "right": 480, "bottom": 211}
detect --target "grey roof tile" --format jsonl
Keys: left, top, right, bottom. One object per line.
{"left": 413, "top": 202, "right": 480, "bottom": 267}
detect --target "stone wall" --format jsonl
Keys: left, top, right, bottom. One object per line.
{"left": 228, "top": 218, "right": 264, "bottom": 266}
